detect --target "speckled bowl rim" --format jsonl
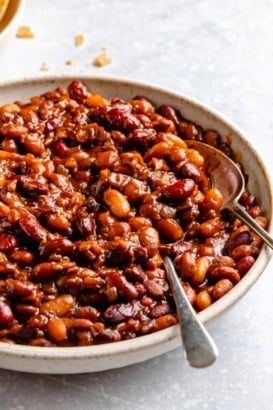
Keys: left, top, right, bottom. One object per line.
{"left": 0, "top": 0, "right": 24, "bottom": 42}
{"left": 0, "top": 74, "right": 272, "bottom": 374}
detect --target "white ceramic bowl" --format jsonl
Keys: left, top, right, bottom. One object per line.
{"left": 0, "top": 0, "right": 24, "bottom": 44}
{"left": 0, "top": 75, "right": 272, "bottom": 374}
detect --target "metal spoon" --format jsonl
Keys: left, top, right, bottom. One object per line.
{"left": 185, "top": 140, "right": 273, "bottom": 250}
{"left": 164, "top": 256, "right": 218, "bottom": 368}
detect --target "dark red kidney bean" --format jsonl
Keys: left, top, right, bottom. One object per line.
{"left": 124, "top": 265, "right": 146, "bottom": 282}
{"left": 17, "top": 175, "right": 49, "bottom": 195}
{"left": 68, "top": 80, "right": 89, "bottom": 103}
{"left": 0, "top": 234, "right": 18, "bottom": 252}
{"left": 239, "top": 191, "right": 256, "bottom": 209}
{"left": 75, "top": 306, "right": 101, "bottom": 321}
{"left": 178, "top": 162, "right": 210, "bottom": 191}
{"left": 177, "top": 121, "right": 202, "bottom": 140}
{"left": 9, "top": 249, "right": 34, "bottom": 266}
{"left": 104, "top": 107, "right": 142, "bottom": 133}
{"left": 161, "top": 178, "right": 196, "bottom": 202}
{"left": 54, "top": 140, "right": 69, "bottom": 157}
{"left": 19, "top": 214, "right": 47, "bottom": 242}
{"left": 39, "top": 237, "right": 74, "bottom": 257}
{"left": 144, "top": 279, "right": 165, "bottom": 298}
{"left": 178, "top": 204, "right": 200, "bottom": 224}
{"left": 203, "top": 130, "right": 220, "bottom": 147}
{"left": 168, "top": 240, "right": 191, "bottom": 258}
{"left": 107, "top": 270, "right": 138, "bottom": 299}
{"left": 236, "top": 256, "right": 256, "bottom": 276}
{"left": 14, "top": 304, "right": 39, "bottom": 317}
{"left": 0, "top": 299, "right": 14, "bottom": 326}
{"left": 5, "top": 278, "right": 35, "bottom": 297}
{"left": 73, "top": 208, "right": 96, "bottom": 238}
{"left": 30, "top": 338, "right": 56, "bottom": 347}
{"left": 103, "top": 301, "right": 138, "bottom": 324}
{"left": 31, "top": 262, "right": 58, "bottom": 282}
{"left": 44, "top": 117, "right": 62, "bottom": 133}
{"left": 224, "top": 230, "right": 253, "bottom": 255}
{"left": 126, "top": 128, "right": 156, "bottom": 150}
{"left": 0, "top": 261, "right": 19, "bottom": 276}
{"left": 218, "top": 142, "right": 232, "bottom": 157}
{"left": 133, "top": 283, "right": 146, "bottom": 297}
{"left": 96, "top": 328, "right": 121, "bottom": 342}
{"left": 180, "top": 162, "right": 201, "bottom": 180}
{"left": 149, "top": 302, "right": 171, "bottom": 318}
{"left": 157, "top": 104, "right": 181, "bottom": 125}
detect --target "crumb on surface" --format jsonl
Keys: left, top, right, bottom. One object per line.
{"left": 16, "top": 26, "right": 35, "bottom": 38}
{"left": 93, "top": 48, "right": 112, "bottom": 67}
{"left": 40, "top": 62, "right": 49, "bottom": 71}
{"left": 75, "top": 34, "right": 85, "bottom": 46}
{"left": 65, "top": 60, "right": 73, "bottom": 66}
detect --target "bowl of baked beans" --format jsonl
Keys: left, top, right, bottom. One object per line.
{"left": 0, "top": 75, "right": 272, "bottom": 373}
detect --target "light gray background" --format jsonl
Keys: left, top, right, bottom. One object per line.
{"left": 1, "top": 1, "right": 273, "bottom": 409}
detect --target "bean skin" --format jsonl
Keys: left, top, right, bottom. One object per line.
{"left": 103, "top": 301, "right": 138, "bottom": 324}
{"left": 138, "top": 226, "right": 160, "bottom": 257}
{"left": 0, "top": 234, "right": 18, "bottom": 252}
{"left": 161, "top": 179, "right": 196, "bottom": 202}
{"left": 0, "top": 299, "right": 14, "bottom": 326}
{"left": 144, "top": 279, "right": 165, "bottom": 299}
{"left": 19, "top": 214, "right": 47, "bottom": 242}
{"left": 39, "top": 238, "right": 75, "bottom": 258}
{"left": 149, "top": 303, "right": 171, "bottom": 318}
{"left": 32, "top": 262, "right": 59, "bottom": 282}
{"left": 195, "top": 290, "right": 212, "bottom": 311}
{"left": 208, "top": 265, "right": 241, "bottom": 284}
{"left": 236, "top": 256, "right": 256, "bottom": 276}
{"left": 155, "top": 219, "right": 183, "bottom": 242}
{"left": 9, "top": 249, "right": 34, "bottom": 266}
{"left": 40, "top": 294, "right": 76, "bottom": 316}
{"left": 103, "top": 189, "right": 130, "bottom": 219}
{"left": 230, "top": 244, "right": 253, "bottom": 261}
{"left": 107, "top": 269, "right": 138, "bottom": 299}
{"left": 47, "top": 317, "right": 67, "bottom": 343}
{"left": 212, "top": 279, "right": 233, "bottom": 300}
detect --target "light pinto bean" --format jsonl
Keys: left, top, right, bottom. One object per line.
{"left": 155, "top": 218, "right": 184, "bottom": 242}
{"left": 40, "top": 294, "right": 76, "bottom": 316}
{"left": 212, "top": 279, "right": 233, "bottom": 300}
{"left": 138, "top": 226, "right": 160, "bottom": 257}
{"left": 195, "top": 289, "right": 212, "bottom": 311}
{"left": 103, "top": 189, "right": 130, "bottom": 219}
{"left": 199, "top": 217, "right": 225, "bottom": 237}
{"left": 47, "top": 317, "right": 67, "bottom": 342}
{"left": 200, "top": 188, "right": 224, "bottom": 212}
{"left": 230, "top": 244, "right": 253, "bottom": 261}
{"left": 191, "top": 257, "right": 210, "bottom": 285}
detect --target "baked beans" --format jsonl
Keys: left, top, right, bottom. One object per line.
{"left": 0, "top": 80, "right": 267, "bottom": 346}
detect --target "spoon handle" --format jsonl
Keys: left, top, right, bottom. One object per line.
{"left": 231, "top": 202, "right": 273, "bottom": 250}
{"left": 163, "top": 256, "right": 218, "bottom": 368}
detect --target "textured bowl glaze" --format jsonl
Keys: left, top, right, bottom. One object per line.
{"left": 0, "top": 75, "right": 272, "bottom": 374}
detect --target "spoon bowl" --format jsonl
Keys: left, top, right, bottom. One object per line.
{"left": 185, "top": 140, "right": 273, "bottom": 250}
